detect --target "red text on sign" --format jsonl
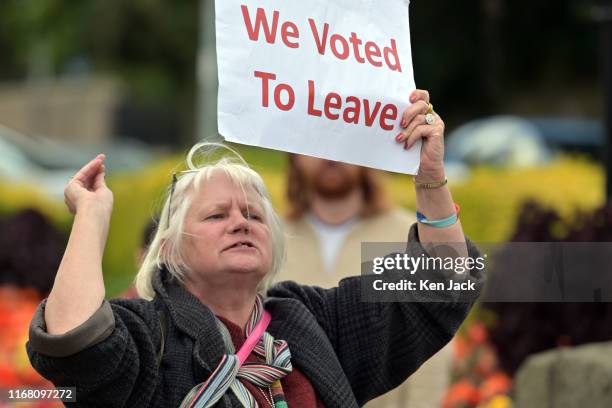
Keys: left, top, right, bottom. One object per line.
{"left": 254, "top": 71, "right": 296, "bottom": 111}
{"left": 307, "top": 19, "right": 402, "bottom": 72}
{"left": 254, "top": 71, "right": 398, "bottom": 131}
{"left": 241, "top": 5, "right": 300, "bottom": 48}
{"left": 307, "top": 80, "right": 398, "bottom": 130}
{"left": 239, "top": 5, "right": 402, "bottom": 72}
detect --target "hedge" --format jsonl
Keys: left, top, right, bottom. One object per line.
{"left": 0, "top": 151, "right": 604, "bottom": 296}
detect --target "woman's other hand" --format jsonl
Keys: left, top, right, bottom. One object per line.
{"left": 46, "top": 155, "right": 112, "bottom": 334}
{"left": 64, "top": 154, "right": 114, "bottom": 215}
{"left": 395, "top": 89, "right": 446, "bottom": 183}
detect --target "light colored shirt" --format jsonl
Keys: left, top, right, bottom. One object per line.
{"left": 306, "top": 213, "right": 358, "bottom": 273}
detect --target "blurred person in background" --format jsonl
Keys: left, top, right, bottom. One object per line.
{"left": 284, "top": 156, "right": 453, "bottom": 408}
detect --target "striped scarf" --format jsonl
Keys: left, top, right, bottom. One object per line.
{"left": 179, "top": 296, "right": 292, "bottom": 408}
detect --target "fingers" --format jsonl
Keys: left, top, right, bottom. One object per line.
{"left": 403, "top": 113, "right": 445, "bottom": 150}
{"left": 404, "top": 126, "right": 429, "bottom": 150}
{"left": 409, "top": 89, "right": 430, "bottom": 105}
{"left": 396, "top": 89, "right": 441, "bottom": 147}
{"left": 72, "top": 154, "right": 105, "bottom": 186}
{"left": 64, "top": 159, "right": 111, "bottom": 215}
{"left": 402, "top": 114, "right": 426, "bottom": 141}
{"left": 399, "top": 100, "right": 429, "bottom": 130}
{"left": 400, "top": 89, "right": 430, "bottom": 128}
{"left": 397, "top": 100, "right": 428, "bottom": 142}
{"left": 92, "top": 164, "right": 107, "bottom": 190}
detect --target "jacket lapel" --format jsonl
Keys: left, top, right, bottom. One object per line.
{"left": 153, "top": 269, "right": 225, "bottom": 381}
{"left": 265, "top": 296, "right": 359, "bottom": 408}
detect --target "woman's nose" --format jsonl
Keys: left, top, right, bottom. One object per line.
{"left": 228, "top": 210, "right": 250, "bottom": 233}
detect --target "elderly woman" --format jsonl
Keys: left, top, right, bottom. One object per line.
{"left": 27, "top": 90, "right": 484, "bottom": 407}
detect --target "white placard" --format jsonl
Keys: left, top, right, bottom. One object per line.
{"left": 215, "top": 0, "right": 419, "bottom": 174}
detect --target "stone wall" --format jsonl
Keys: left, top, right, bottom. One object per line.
{"left": 515, "top": 341, "right": 612, "bottom": 408}
{"left": 0, "top": 77, "right": 121, "bottom": 145}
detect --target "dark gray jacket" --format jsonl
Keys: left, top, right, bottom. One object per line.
{"left": 27, "top": 225, "right": 484, "bottom": 407}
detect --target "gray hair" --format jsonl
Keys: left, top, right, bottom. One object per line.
{"left": 135, "top": 142, "right": 285, "bottom": 300}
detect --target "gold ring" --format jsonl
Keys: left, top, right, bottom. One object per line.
{"left": 427, "top": 103, "right": 434, "bottom": 114}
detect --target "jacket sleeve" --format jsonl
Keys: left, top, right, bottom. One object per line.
{"left": 26, "top": 298, "right": 162, "bottom": 407}
{"left": 267, "top": 223, "right": 485, "bottom": 405}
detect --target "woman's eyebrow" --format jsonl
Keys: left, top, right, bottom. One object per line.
{"left": 243, "top": 201, "right": 264, "bottom": 212}
{"left": 201, "top": 201, "right": 230, "bottom": 212}
{"left": 199, "top": 198, "right": 262, "bottom": 213}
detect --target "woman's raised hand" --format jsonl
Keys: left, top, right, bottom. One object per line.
{"left": 64, "top": 154, "right": 114, "bottom": 215}
{"left": 396, "top": 89, "right": 446, "bottom": 182}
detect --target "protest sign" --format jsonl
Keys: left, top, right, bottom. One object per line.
{"left": 215, "top": 0, "right": 418, "bottom": 174}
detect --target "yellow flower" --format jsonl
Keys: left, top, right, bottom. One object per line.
{"left": 480, "top": 395, "right": 513, "bottom": 408}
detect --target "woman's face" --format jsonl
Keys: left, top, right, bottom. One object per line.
{"left": 181, "top": 173, "right": 273, "bottom": 287}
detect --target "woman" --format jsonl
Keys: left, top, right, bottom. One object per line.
{"left": 27, "top": 90, "right": 484, "bottom": 407}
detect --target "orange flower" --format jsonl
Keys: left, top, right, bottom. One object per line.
{"left": 0, "top": 362, "right": 21, "bottom": 387}
{"left": 467, "top": 322, "right": 488, "bottom": 345}
{"left": 443, "top": 379, "right": 481, "bottom": 408}
{"left": 0, "top": 286, "right": 50, "bottom": 390}
{"left": 479, "top": 372, "right": 512, "bottom": 401}
{"left": 454, "top": 336, "right": 474, "bottom": 360}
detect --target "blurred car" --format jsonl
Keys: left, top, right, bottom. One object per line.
{"left": 0, "top": 124, "right": 156, "bottom": 198}
{"left": 444, "top": 116, "right": 604, "bottom": 181}
{"left": 529, "top": 118, "right": 604, "bottom": 159}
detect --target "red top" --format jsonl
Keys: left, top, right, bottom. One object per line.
{"left": 218, "top": 316, "right": 326, "bottom": 408}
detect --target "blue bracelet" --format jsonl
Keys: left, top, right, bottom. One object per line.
{"left": 416, "top": 203, "right": 460, "bottom": 228}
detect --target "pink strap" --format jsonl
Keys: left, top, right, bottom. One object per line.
{"left": 236, "top": 310, "right": 271, "bottom": 365}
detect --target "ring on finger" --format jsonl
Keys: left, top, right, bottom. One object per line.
{"left": 427, "top": 103, "right": 434, "bottom": 114}
{"left": 425, "top": 112, "right": 436, "bottom": 125}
